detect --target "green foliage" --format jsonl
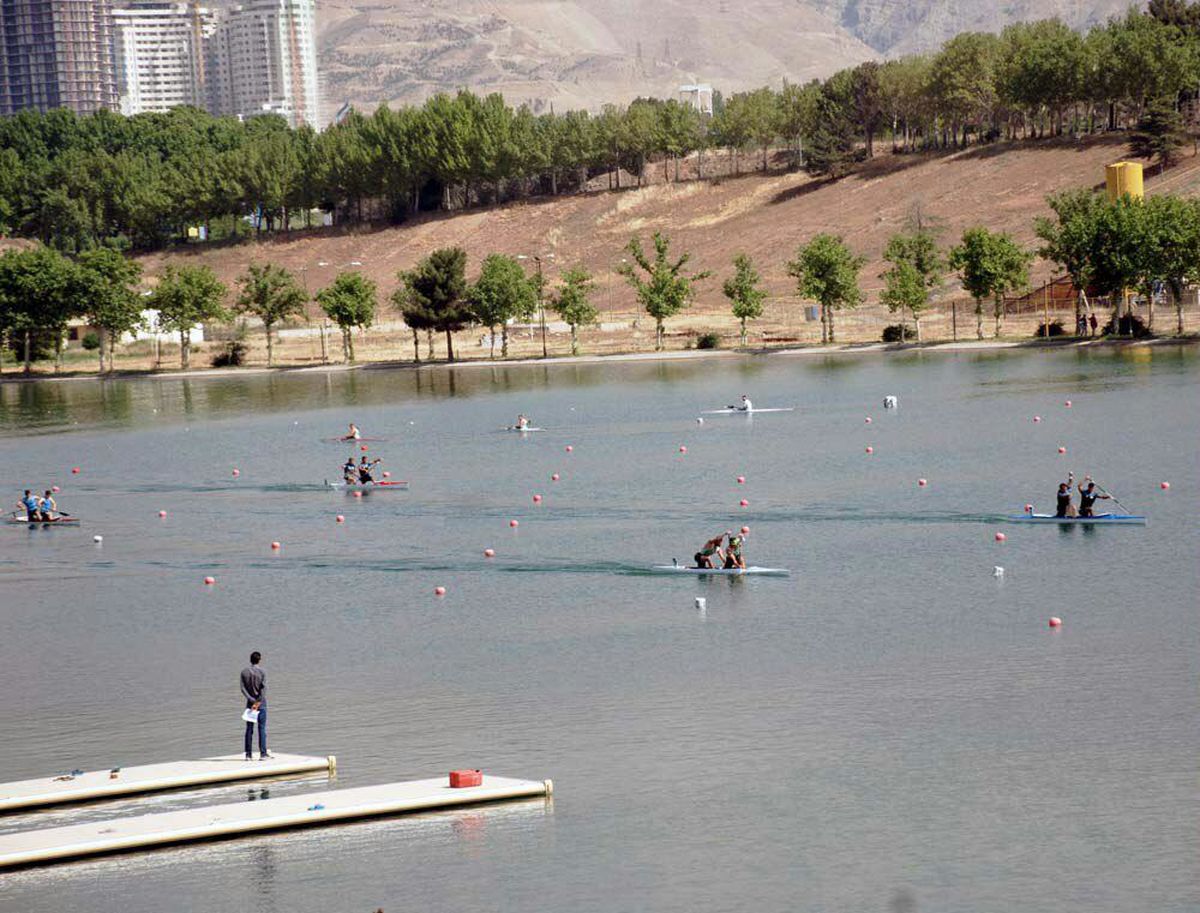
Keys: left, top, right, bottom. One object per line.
{"left": 149, "top": 264, "right": 228, "bottom": 369}
{"left": 619, "top": 232, "right": 712, "bottom": 351}
{"left": 81, "top": 332, "right": 101, "bottom": 350}
{"left": 77, "top": 247, "right": 144, "bottom": 372}
{"left": 722, "top": 253, "right": 767, "bottom": 345}
{"left": 695, "top": 332, "right": 721, "bottom": 349}
{"left": 316, "top": 271, "right": 377, "bottom": 362}
{"left": 397, "top": 247, "right": 472, "bottom": 360}
{"left": 0, "top": 246, "right": 80, "bottom": 372}
{"left": 1130, "top": 99, "right": 1189, "bottom": 173}
{"left": 804, "top": 76, "right": 859, "bottom": 178}
{"left": 880, "top": 261, "right": 927, "bottom": 342}
{"left": 786, "top": 234, "right": 865, "bottom": 343}
{"left": 468, "top": 254, "right": 537, "bottom": 357}
{"left": 949, "top": 227, "right": 1031, "bottom": 337}
{"left": 549, "top": 266, "right": 598, "bottom": 356}
{"left": 234, "top": 263, "right": 306, "bottom": 366}
{"left": 880, "top": 224, "right": 944, "bottom": 341}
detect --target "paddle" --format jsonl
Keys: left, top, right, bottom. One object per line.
{"left": 1092, "top": 481, "right": 1131, "bottom": 514}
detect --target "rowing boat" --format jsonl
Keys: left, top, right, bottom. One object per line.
{"left": 650, "top": 565, "right": 790, "bottom": 576}
{"left": 1005, "top": 513, "right": 1146, "bottom": 525}
{"left": 699, "top": 407, "right": 795, "bottom": 415}
{"left": 8, "top": 515, "right": 80, "bottom": 525}
{"left": 324, "top": 480, "right": 409, "bottom": 490}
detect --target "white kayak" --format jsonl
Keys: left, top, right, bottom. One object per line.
{"left": 505, "top": 426, "right": 545, "bottom": 432}
{"left": 651, "top": 565, "right": 791, "bottom": 576}
{"left": 1005, "top": 513, "right": 1146, "bottom": 525}
{"left": 325, "top": 479, "right": 409, "bottom": 490}
{"left": 699, "top": 407, "right": 795, "bottom": 415}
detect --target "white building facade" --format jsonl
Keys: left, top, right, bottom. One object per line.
{"left": 207, "top": 0, "right": 319, "bottom": 129}
{"left": 112, "top": 2, "right": 214, "bottom": 116}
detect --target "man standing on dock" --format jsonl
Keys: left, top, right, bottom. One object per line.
{"left": 240, "top": 652, "right": 271, "bottom": 760}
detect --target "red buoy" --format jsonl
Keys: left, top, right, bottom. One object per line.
{"left": 737, "top": 476, "right": 745, "bottom": 484}
{"left": 1049, "top": 616, "right": 1062, "bottom": 628}
{"left": 158, "top": 510, "right": 167, "bottom": 518}
{"left": 918, "top": 479, "right": 927, "bottom": 487}
{"left": 434, "top": 586, "right": 446, "bottom": 597}
{"left": 533, "top": 494, "right": 543, "bottom": 503}
{"left": 565, "top": 445, "right": 573, "bottom": 453}
{"left": 1025, "top": 503, "right": 1034, "bottom": 513}
{"left": 551, "top": 473, "right": 560, "bottom": 481}
{"left": 865, "top": 446, "right": 874, "bottom": 454}
{"left": 271, "top": 541, "right": 281, "bottom": 550}
{"left": 1161, "top": 481, "right": 1170, "bottom": 490}
{"left": 484, "top": 548, "right": 495, "bottom": 558}
{"left": 352, "top": 491, "right": 363, "bottom": 498}
{"left": 336, "top": 515, "right": 345, "bottom": 523}
{"left": 995, "top": 532, "right": 1006, "bottom": 542}
{"left": 679, "top": 445, "right": 687, "bottom": 453}
{"left": 1064, "top": 400, "right": 1072, "bottom": 407}
{"left": 232, "top": 468, "right": 240, "bottom": 477}
{"left": 52, "top": 485, "right": 60, "bottom": 493}
{"left": 1033, "top": 416, "right": 1041, "bottom": 423}
{"left": 360, "top": 445, "right": 368, "bottom": 452}
{"left": 739, "top": 498, "right": 749, "bottom": 507}
{"left": 203, "top": 576, "right": 215, "bottom": 585}
{"left": 509, "top": 519, "right": 519, "bottom": 528}
{"left": 71, "top": 467, "right": 80, "bottom": 474}
{"left": 1057, "top": 446, "right": 1066, "bottom": 454}
{"left": 865, "top": 417, "right": 872, "bottom": 424}
{"left": 740, "top": 525, "right": 750, "bottom": 534}
{"left": 382, "top": 471, "right": 391, "bottom": 478}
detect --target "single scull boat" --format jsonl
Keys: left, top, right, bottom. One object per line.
{"left": 651, "top": 565, "right": 790, "bottom": 576}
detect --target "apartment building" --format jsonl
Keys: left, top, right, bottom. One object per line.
{"left": 112, "top": 1, "right": 214, "bottom": 116}
{"left": 0, "top": 0, "right": 118, "bottom": 115}
{"left": 207, "top": 0, "right": 319, "bottom": 129}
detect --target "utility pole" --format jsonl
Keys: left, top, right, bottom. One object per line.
{"left": 535, "top": 256, "right": 547, "bottom": 358}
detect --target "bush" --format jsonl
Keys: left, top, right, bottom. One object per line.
{"left": 1034, "top": 320, "right": 1065, "bottom": 338}
{"left": 696, "top": 332, "right": 721, "bottom": 350}
{"left": 881, "top": 324, "right": 908, "bottom": 343}
{"left": 81, "top": 332, "right": 101, "bottom": 350}
{"left": 211, "top": 340, "right": 247, "bottom": 367}
{"left": 1102, "top": 313, "right": 1152, "bottom": 338}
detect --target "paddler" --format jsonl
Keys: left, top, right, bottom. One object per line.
{"left": 694, "top": 533, "right": 728, "bottom": 569}
{"left": 38, "top": 490, "right": 57, "bottom": 521}
{"left": 723, "top": 532, "right": 747, "bottom": 569}
{"left": 17, "top": 489, "right": 40, "bottom": 522}
{"left": 1055, "top": 472, "right": 1076, "bottom": 518}
{"left": 1077, "top": 476, "right": 1111, "bottom": 517}
{"left": 341, "top": 423, "right": 361, "bottom": 441}
{"left": 515, "top": 414, "right": 530, "bottom": 430}
{"left": 342, "top": 457, "right": 357, "bottom": 484}
{"left": 736, "top": 394, "right": 753, "bottom": 412}
{"left": 357, "top": 455, "right": 382, "bottom": 484}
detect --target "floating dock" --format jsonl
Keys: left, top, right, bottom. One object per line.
{"left": 0, "top": 753, "right": 335, "bottom": 813}
{"left": 0, "top": 775, "right": 551, "bottom": 868}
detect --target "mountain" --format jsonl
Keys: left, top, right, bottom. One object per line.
{"left": 311, "top": 0, "right": 1141, "bottom": 116}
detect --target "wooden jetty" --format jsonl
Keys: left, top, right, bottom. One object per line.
{"left": 0, "top": 753, "right": 336, "bottom": 813}
{"left": 0, "top": 774, "right": 551, "bottom": 868}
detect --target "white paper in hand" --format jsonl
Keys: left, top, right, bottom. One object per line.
{"left": 242, "top": 708, "right": 259, "bottom": 723}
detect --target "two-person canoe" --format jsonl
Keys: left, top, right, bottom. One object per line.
{"left": 1004, "top": 513, "right": 1146, "bottom": 525}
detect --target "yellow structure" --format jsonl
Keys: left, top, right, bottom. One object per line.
{"left": 1105, "top": 161, "right": 1144, "bottom": 201}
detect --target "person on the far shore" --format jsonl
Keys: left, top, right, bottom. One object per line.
{"left": 240, "top": 651, "right": 271, "bottom": 760}
{"left": 1076, "top": 314, "right": 1087, "bottom": 337}
{"left": 1089, "top": 313, "right": 1098, "bottom": 337}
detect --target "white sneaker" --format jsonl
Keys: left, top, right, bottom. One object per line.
{"left": 259, "top": 752, "right": 274, "bottom": 760}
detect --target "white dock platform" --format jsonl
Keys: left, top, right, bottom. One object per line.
{"left": 0, "top": 775, "right": 551, "bottom": 868}
{"left": 0, "top": 753, "right": 335, "bottom": 813}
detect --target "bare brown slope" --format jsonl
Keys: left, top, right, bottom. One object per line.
{"left": 142, "top": 137, "right": 1199, "bottom": 324}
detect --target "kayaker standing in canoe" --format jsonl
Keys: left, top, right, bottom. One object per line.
{"left": 1055, "top": 472, "right": 1076, "bottom": 518}
{"left": 1077, "top": 476, "right": 1111, "bottom": 518}
{"left": 694, "top": 533, "right": 728, "bottom": 569}
{"left": 723, "top": 532, "right": 747, "bottom": 569}
{"left": 357, "top": 455, "right": 382, "bottom": 484}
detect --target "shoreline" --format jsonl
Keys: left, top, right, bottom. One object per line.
{"left": 1, "top": 335, "right": 1195, "bottom": 386}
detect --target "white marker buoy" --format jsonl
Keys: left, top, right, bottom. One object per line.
{"left": 93, "top": 535, "right": 103, "bottom": 543}
{"left": 695, "top": 597, "right": 706, "bottom": 610}
{"left": 993, "top": 566, "right": 1004, "bottom": 577}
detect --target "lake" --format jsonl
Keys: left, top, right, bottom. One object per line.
{"left": 0, "top": 346, "right": 1197, "bottom": 913}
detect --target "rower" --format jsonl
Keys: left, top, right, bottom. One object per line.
{"left": 1077, "top": 476, "right": 1111, "bottom": 517}
{"left": 723, "top": 533, "right": 746, "bottom": 569}
{"left": 515, "top": 414, "right": 530, "bottom": 430}
{"left": 737, "top": 395, "right": 753, "bottom": 412}
{"left": 18, "top": 489, "right": 39, "bottom": 522}
{"left": 342, "top": 423, "right": 361, "bottom": 441}
{"left": 694, "top": 533, "right": 728, "bottom": 569}
{"left": 1055, "top": 472, "right": 1076, "bottom": 518}
{"left": 342, "top": 458, "right": 357, "bottom": 484}
{"left": 39, "top": 490, "right": 57, "bottom": 521}
{"left": 357, "top": 456, "right": 382, "bottom": 484}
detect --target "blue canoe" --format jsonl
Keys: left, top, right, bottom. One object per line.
{"left": 1005, "top": 513, "right": 1146, "bottom": 525}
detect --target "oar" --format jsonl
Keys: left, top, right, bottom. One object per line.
{"left": 1093, "top": 481, "right": 1131, "bottom": 514}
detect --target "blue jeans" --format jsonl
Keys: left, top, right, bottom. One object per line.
{"left": 244, "top": 705, "right": 267, "bottom": 757}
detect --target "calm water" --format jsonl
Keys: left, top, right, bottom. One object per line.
{"left": 0, "top": 348, "right": 1197, "bottom": 913}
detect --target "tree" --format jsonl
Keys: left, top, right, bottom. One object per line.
{"left": 851, "top": 61, "right": 885, "bottom": 157}
{"left": 881, "top": 224, "right": 944, "bottom": 341}
{"left": 949, "top": 227, "right": 1031, "bottom": 338}
{"left": 787, "top": 234, "right": 865, "bottom": 344}
{"left": 397, "top": 247, "right": 471, "bottom": 360}
{"left": 1035, "top": 189, "right": 1107, "bottom": 332}
{"left": 805, "top": 76, "right": 858, "bottom": 177}
{"left": 0, "top": 246, "right": 80, "bottom": 373}
{"left": 316, "top": 271, "right": 376, "bottom": 362}
{"left": 722, "top": 253, "right": 767, "bottom": 345}
{"left": 467, "top": 254, "right": 537, "bottom": 357}
{"left": 619, "top": 231, "right": 711, "bottom": 351}
{"left": 1140, "top": 195, "right": 1200, "bottom": 334}
{"left": 149, "top": 264, "right": 228, "bottom": 369}
{"left": 234, "top": 262, "right": 307, "bottom": 366}
{"left": 1130, "top": 99, "right": 1188, "bottom": 173}
{"left": 77, "top": 248, "right": 144, "bottom": 372}
{"left": 550, "top": 266, "right": 598, "bottom": 355}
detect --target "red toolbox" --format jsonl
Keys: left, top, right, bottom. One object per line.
{"left": 449, "top": 769, "right": 482, "bottom": 788}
